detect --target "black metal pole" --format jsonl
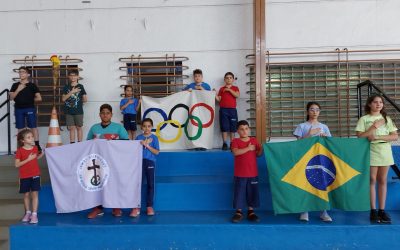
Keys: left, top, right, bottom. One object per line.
{"left": 7, "top": 91, "right": 11, "bottom": 155}
{"left": 357, "top": 86, "right": 362, "bottom": 118}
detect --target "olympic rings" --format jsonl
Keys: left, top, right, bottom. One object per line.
{"left": 142, "top": 102, "right": 214, "bottom": 143}
{"left": 142, "top": 108, "right": 168, "bottom": 132}
{"left": 184, "top": 115, "right": 203, "bottom": 141}
{"left": 155, "top": 120, "right": 182, "bottom": 143}
{"left": 189, "top": 103, "right": 214, "bottom": 128}
{"left": 168, "top": 103, "right": 189, "bottom": 128}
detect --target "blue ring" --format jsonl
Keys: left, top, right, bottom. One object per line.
{"left": 142, "top": 108, "right": 168, "bottom": 132}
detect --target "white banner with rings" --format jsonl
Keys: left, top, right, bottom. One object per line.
{"left": 141, "top": 90, "right": 215, "bottom": 150}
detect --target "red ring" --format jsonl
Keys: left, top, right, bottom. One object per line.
{"left": 189, "top": 103, "right": 214, "bottom": 128}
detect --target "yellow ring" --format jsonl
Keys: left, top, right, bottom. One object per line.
{"left": 155, "top": 119, "right": 182, "bottom": 143}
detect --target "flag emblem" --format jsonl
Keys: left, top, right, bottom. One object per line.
{"left": 77, "top": 153, "right": 110, "bottom": 192}
{"left": 281, "top": 143, "right": 360, "bottom": 201}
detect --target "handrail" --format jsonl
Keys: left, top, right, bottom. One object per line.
{"left": 356, "top": 80, "right": 400, "bottom": 118}
{"left": 357, "top": 80, "right": 400, "bottom": 180}
{"left": 119, "top": 55, "right": 189, "bottom": 62}
{"left": 13, "top": 57, "right": 83, "bottom": 64}
{"left": 0, "top": 89, "right": 11, "bottom": 155}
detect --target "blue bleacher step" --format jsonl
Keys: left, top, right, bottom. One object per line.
{"left": 10, "top": 210, "right": 400, "bottom": 250}
{"left": 38, "top": 182, "right": 273, "bottom": 213}
{"left": 156, "top": 150, "right": 266, "bottom": 176}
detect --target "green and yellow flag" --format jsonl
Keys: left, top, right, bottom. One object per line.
{"left": 264, "top": 137, "right": 370, "bottom": 214}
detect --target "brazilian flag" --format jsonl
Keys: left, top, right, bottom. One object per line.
{"left": 264, "top": 137, "right": 370, "bottom": 214}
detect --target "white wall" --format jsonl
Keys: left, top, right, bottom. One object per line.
{"left": 267, "top": 0, "right": 400, "bottom": 51}
{"left": 2, "top": 0, "right": 400, "bottom": 151}
{"left": 0, "top": 0, "right": 253, "bottom": 151}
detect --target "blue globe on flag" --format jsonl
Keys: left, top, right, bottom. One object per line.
{"left": 305, "top": 154, "right": 336, "bottom": 191}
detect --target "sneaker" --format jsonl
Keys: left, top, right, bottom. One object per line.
{"left": 29, "top": 213, "right": 38, "bottom": 224}
{"left": 87, "top": 207, "right": 104, "bottom": 219}
{"left": 129, "top": 208, "right": 140, "bottom": 218}
{"left": 370, "top": 209, "right": 379, "bottom": 223}
{"left": 222, "top": 143, "right": 228, "bottom": 151}
{"left": 21, "top": 212, "right": 31, "bottom": 222}
{"left": 378, "top": 210, "right": 392, "bottom": 224}
{"left": 320, "top": 210, "right": 333, "bottom": 222}
{"left": 231, "top": 211, "right": 243, "bottom": 223}
{"left": 147, "top": 207, "right": 155, "bottom": 216}
{"left": 247, "top": 210, "right": 260, "bottom": 222}
{"left": 299, "top": 212, "right": 309, "bottom": 222}
{"left": 112, "top": 208, "right": 123, "bottom": 217}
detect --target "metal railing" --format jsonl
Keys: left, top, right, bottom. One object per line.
{"left": 357, "top": 80, "right": 400, "bottom": 180}
{"left": 0, "top": 89, "right": 11, "bottom": 155}
{"left": 246, "top": 48, "right": 400, "bottom": 139}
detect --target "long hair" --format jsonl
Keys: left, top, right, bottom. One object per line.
{"left": 364, "top": 94, "right": 387, "bottom": 122}
{"left": 17, "top": 128, "right": 33, "bottom": 148}
{"left": 306, "top": 101, "right": 321, "bottom": 121}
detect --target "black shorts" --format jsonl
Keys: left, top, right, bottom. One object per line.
{"left": 19, "top": 176, "right": 41, "bottom": 193}
{"left": 123, "top": 114, "right": 137, "bottom": 131}
{"left": 233, "top": 176, "right": 260, "bottom": 210}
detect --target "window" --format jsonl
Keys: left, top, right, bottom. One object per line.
{"left": 119, "top": 55, "right": 189, "bottom": 98}
{"left": 246, "top": 50, "right": 400, "bottom": 138}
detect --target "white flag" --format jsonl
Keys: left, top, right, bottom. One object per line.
{"left": 141, "top": 90, "right": 215, "bottom": 150}
{"left": 45, "top": 139, "right": 142, "bottom": 213}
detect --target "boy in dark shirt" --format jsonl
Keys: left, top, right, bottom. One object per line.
{"left": 10, "top": 67, "right": 42, "bottom": 152}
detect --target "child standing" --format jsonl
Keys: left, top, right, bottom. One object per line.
{"left": 15, "top": 129, "right": 44, "bottom": 224}
{"left": 215, "top": 72, "right": 240, "bottom": 150}
{"left": 356, "top": 95, "right": 398, "bottom": 224}
{"left": 9, "top": 67, "right": 42, "bottom": 152}
{"left": 131, "top": 118, "right": 160, "bottom": 217}
{"left": 120, "top": 85, "right": 141, "bottom": 140}
{"left": 62, "top": 69, "right": 87, "bottom": 144}
{"left": 182, "top": 69, "right": 211, "bottom": 91}
{"left": 293, "top": 101, "right": 332, "bottom": 222}
{"left": 231, "top": 120, "right": 263, "bottom": 223}
{"left": 86, "top": 104, "right": 129, "bottom": 218}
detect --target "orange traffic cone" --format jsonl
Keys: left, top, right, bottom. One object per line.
{"left": 46, "top": 106, "right": 62, "bottom": 148}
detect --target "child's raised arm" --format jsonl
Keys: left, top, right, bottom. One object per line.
{"left": 15, "top": 153, "right": 36, "bottom": 168}
{"left": 232, "top": 143, "right": 255, "bottom": 156}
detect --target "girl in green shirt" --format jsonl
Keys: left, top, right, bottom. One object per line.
{"left": 356, "top": 95, "right": 398, "bottom": 224}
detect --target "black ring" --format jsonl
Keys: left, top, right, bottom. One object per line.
{"left": 168, "top": 103, "right": 190, "bottom": 128}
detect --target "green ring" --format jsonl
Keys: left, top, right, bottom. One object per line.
{"left": 184, "top": 115, "right": 203, "bottom": 141}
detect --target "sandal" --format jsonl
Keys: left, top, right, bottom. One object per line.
{"left": 231, "top": 211, "right": 243, "bottom": 223}
{"left": 247, "top": 210, "right": 260, "bottom": 222}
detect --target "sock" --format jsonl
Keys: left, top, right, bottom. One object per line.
{"left": 32, "top": 212, "right": 37, "bottom": 215}
{"left": 70, "top": 141, "right": 75, "bottom": 144}
{"left": 26, "top": 210, "right": 32, "bottom": 214}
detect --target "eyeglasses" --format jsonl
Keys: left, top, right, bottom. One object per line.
{"left": 309, "top": 108, "right": 320, "bottom": 112}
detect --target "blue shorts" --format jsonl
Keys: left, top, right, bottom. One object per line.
{"left": 15, "top": 107, "right": 37, "bottom": 129}
{"left": 123, "top": 114, "right": 137, "bottom": 131}
{"left": 219, "top": 108, "right": 238, "bottom": 132}
{"left": 19, "top": 176, "right": 41, "bottom": 193}
{"left": 233, "top": 176, "right": 260, "bottom": 210}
